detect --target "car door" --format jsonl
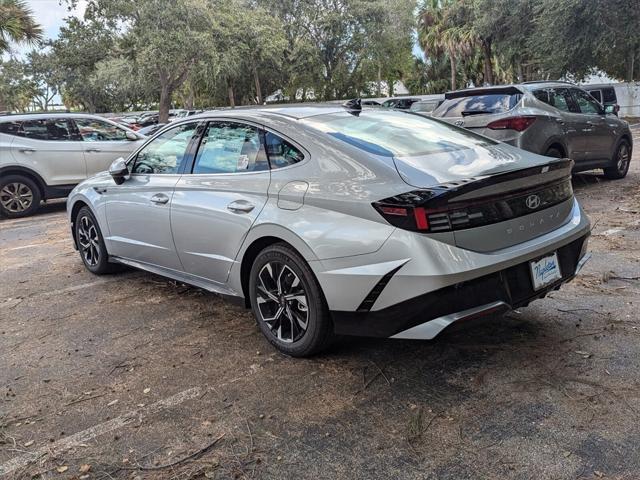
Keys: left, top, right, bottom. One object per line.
{"left": 73, "top": 117, "right": 143, "bottom": 176}
{"left": 170, "top": 120, "right": 271, "bottom": 284}
{"left": 570, "top": 88, "right": 615, "bottom": 161}
{"left": 103, "top": 121, "right": 200, "bottom": 271}
{"left": 546, "top": 88, "right": 589, "bottom": 162}
{"left": 10, "top": 118, "right": 86, "bottom": 185}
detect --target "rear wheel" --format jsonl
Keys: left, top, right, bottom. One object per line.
{"left": 75, "top": 206, "right": 117, "bottom": 274}
{"left": 0, "top": 175, "right": 41, "bottom": 218}
{"left": 544, "top": 147, "right": 564, "bottom": 159}
{"left": 249, "top": 243, "right": 333, "bottom": 357}
{"left": 603, "top": 140, "right": 631, "bottom": 179}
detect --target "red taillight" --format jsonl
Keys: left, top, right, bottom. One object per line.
{"left": 379, "top": 206, "right": 408, "bottom": 216}
{"left": 413, "top": 207, "right": 429, "bottom": 230}
{"left": 487, "top": 116, "right": 536, "bottom": 132}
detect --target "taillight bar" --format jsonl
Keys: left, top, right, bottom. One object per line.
{"left": 373, "top": 178, "right": 573, "bottom": 233}
{"left": 487, "top": 116, "right": 536, "bottom": 132}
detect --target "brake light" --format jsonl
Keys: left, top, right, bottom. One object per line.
{"left": 487, "top": 116, "right": 536, "bottom": 132}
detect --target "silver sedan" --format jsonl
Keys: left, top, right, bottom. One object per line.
{"left": 67, "top": 104, "right": 591, "bottom": 356}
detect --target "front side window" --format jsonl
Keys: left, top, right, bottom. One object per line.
{"left": 15, "top": 118, "right": 81, "bottom": 141}
{"left": 264, "top": 132, "right": 304, "bottom": 169}
{"left": 131, "top": 122, "right": 198, "bottom": 174}
{"left": 192, "top": 122, "right": 267, "bottom": 174}
{"left": 572, "top": 89, "right": 602, "bottom": 114}
{"left": 75, "top": 118, "right": 128, "bottom": 141}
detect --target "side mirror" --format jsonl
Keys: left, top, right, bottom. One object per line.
{"left": 125, "top": 130, "right": 138, "bottom": 141}
{"left": 109, "top": 157, "right": 129, "bottom": 185}
{"left": 604, "top": 104, "right": 617, "bottom": 115}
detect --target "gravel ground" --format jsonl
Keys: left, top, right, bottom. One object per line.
{"left": 1, "top": 129, "right": 639, "bottom": 480}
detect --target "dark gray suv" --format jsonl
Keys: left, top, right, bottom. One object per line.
{"left": 431, "top": 81, "right": 633, "bottom": 179}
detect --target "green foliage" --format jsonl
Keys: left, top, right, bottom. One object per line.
{"left": 0, "top": 0, "right": 42, "bottom": 54}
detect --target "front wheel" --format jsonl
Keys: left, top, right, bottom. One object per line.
{"left": 0, "top": 175, "right": 41, "bottom": 218}
{"left": 249, "top": 243, "right": 333, "bottom": 357}
{"left": 75, "top": 206, "right": 117, "bottom": 274}
{"left": 603, "top": 140, "right": 631, "bottom": 179}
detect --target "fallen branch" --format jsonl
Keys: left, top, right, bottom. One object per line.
{"left": 126, "top": 433, "right": 225, "bottom": 471}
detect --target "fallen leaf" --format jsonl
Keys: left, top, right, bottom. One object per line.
{"left": 56, "top": 466, "right": 69, "bottom": 473}
{"left": 24, "top": 440, "right": 34, "bottom": 447}
{"left": 594, "top": 471, "right": 605, "bottom": 478}
{"left": 143, "top": 388, "right": 150, "bottom": 394}
{"left": 79, "top": 464, "right": 91, "bottom": 473}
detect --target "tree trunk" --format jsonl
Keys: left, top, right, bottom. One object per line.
{"left": 159, "top": 82, "right": 171, "bottom": 123}
{"left": 449, "top": 52, "right": 457, "bottom": 91}
{"left": 517, "top": 62, "right": 524, "bottom": 83}
{"left": 185, "top": 82, "right": 195, "bottom": 109}
{"left": 376, "top": 63, "right": 382, "bottom": 97}
{"left": 627, "top": 48, "right": 636, "bottom": 82}
{"left": 227, "top": 83, "right": 235, "bottom": 107}
{"left": 253, "top": 65, "right": 263, "bottom": 104}
{"left": 482, "top": 39, "right": 494, "bottom": 85}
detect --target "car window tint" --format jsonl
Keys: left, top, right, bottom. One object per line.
{"left": 541, "top": 88, "right": 578, "bottom": 113}
{"left": 75, "top": 118, "right": 128, "bottom": 141}
{"left": 602, "top": 88, "right": 617, "bottom": 103}
{"left": 572, "top": 89, "right": 601, "bottom": 114}
{"left": 588, "top": 90, "right": 603, "bottom": 103}
{"left": 131, "top": 122, "right": 197, "bottom": 174}
{"left": 264, "top": 132, "right": 304, "bottom": 169}
{"left": 0, "top": 121, "right": 22, "bottom": 135}
{"left": 192, "top": 122, "right": 267, "bottom": 174}
{"left": 436, "top": 93, "right": 522, "bottom": 117}
{"left": 16, "top": 118, "right": 81, "bottom": 141}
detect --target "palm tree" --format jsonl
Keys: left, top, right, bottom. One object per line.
{"left": 418, "top": 0, "right": 473, "bottom": 91}
{"left": 0, "top": 0, "right": 43, "bottom": 55}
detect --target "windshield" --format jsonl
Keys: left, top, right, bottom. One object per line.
{"left": 435, "top": 93, "right": 522, "bottom": 117}
{"left": 303, "top": 110, "right": 495, "bottom": 158}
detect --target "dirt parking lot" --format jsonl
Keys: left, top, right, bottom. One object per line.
{"left": 1, "top": 127, "right": 639, "bottom": 480}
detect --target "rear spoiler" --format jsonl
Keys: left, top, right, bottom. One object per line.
{"left": 445, "top": 86, "right": 523, "bottom": 100}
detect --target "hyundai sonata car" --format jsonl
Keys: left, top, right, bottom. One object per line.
{"left": 67, "top": 103, "right": 591, "bottom": 356}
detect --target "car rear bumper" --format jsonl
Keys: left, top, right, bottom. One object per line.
{"left": 329, "top": 233, "right": 589, "bottom": 338}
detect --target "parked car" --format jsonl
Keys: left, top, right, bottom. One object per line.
{"left": 381, "top": 97, "right": 420, "bottom": 110}
{"left": 68, "top": 105, "right": 590, "bottom": 356}
{"left": 0, "top": 113, "right": 145, "bottom": 218}
{"left": 409, "top": 98, "right": 444, "bottom": 116}
{"left": 582, "top": 85, "right": 620, "bottom": 115}
{"left": 138, "top": 113, "right": 159, "bottom": 128}
{"left": 431, "top": 82, "right": 633, "bottom": 179}
{"left": 138, "top": 123, "right": 167, "bottom": 137}
{"left": 361, "top": 100, "right": 382, "bottom": 107}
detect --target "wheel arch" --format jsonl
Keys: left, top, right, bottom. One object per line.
{"left": 236, "top": 226, "right": 318, "bottom": 308}
{"left": 542, "top": 139, "right": 567, "bottom": 158}
{"left": 69, "top": 199, "right": 92, "bottom": 250}
{"left": 0, "top": 165, "right": 47, "bottom": 199}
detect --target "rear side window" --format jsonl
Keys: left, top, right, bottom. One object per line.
{"left": 0, "top": 121, "right": 22, "bottom": 135}
{"left": 192, "top": 122, "right": 268, "bottom": 174}
{"left": 533, "top": 88, "right": 579, "bottom": 113}
{"left": 588, "top": 90, "right": 603, "bottom": 103}
{"left": 602, "top": 87, "right": 617, "bottom": 103}
{"left": 15, "top": 119, "right": 81, "bottom": 141}
{"left": 436, "top": 92, "right": 522, "bottom": 117}
{"left": 264, "top": 132, "right": 304, "bottom": 169}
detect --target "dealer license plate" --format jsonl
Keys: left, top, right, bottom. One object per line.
{"left": 529, "top": 252, "right": 562, "bottom": 291}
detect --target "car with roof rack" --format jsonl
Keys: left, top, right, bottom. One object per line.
{"left": 431, "top": 82, "right": 632, "bottom": 179}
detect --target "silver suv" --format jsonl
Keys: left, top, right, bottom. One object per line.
{"left": 431, "top": 82, "right": 633, "bottom": 179}
{"left": 68, "top": 105, "right": 590, "bottom": 356}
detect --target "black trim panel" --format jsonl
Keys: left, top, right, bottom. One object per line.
{"left": 330, "top": 234, "right": 588, "bottom": 338}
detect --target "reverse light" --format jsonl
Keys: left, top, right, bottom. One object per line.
{"left": 487, "top": 116, "right": 536, "bottom": 132}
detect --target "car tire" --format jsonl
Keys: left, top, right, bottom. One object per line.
{"left": 249, "top": 243, "right": 333, "bottom": 357}
{"left": 0, "top": 175, "right": 41, "bottom": 218}
{"left": 544, "top": 147, "right": 564, "bottom": 159}
{"left": 75, "top": 206, "right": 117, "bottom": 274}
{"left": 603, "top": 139, "right": 631, "bottom": 179}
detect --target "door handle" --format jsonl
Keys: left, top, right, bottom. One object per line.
{"left": 150, "top": 193, "right": 170, "bottom": 204}
{"left": 227, "top": 200, "right": 255, "bottom": 213}
{"left": 19, "top": 148, "right": 36, "bottom": 153}
{"left": 86, "top": 148, "right": 102, "bottom": 153}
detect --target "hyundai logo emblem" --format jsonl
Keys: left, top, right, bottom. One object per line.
{"left": 525, "top": 194, "right": 541, "bottom": 210}
{"left": 454, "top": 120, "right": 464, "bottom": 127}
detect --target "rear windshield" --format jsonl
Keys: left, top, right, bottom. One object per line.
{"left": 435, "top": 93, "right": 522, "bottom": 118}
{"left": 302, "top": 110, "right": 495, "bottom": 158}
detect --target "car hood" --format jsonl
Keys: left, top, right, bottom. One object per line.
{"left": 392, "top": 141, "right": 556, "bottom": 188}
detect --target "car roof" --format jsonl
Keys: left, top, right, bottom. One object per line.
{"left": 0, "top": 112, "right": 118, "bottom": 122}
{"left": 444, "top": 82, "right": 579, "bottom": 97}
{"left": 191, "top": 104, "right": 350, "bottom": 121}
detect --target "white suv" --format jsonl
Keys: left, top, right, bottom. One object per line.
{"left": 0, "top": 113, "right": 145, "bottom": 218}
